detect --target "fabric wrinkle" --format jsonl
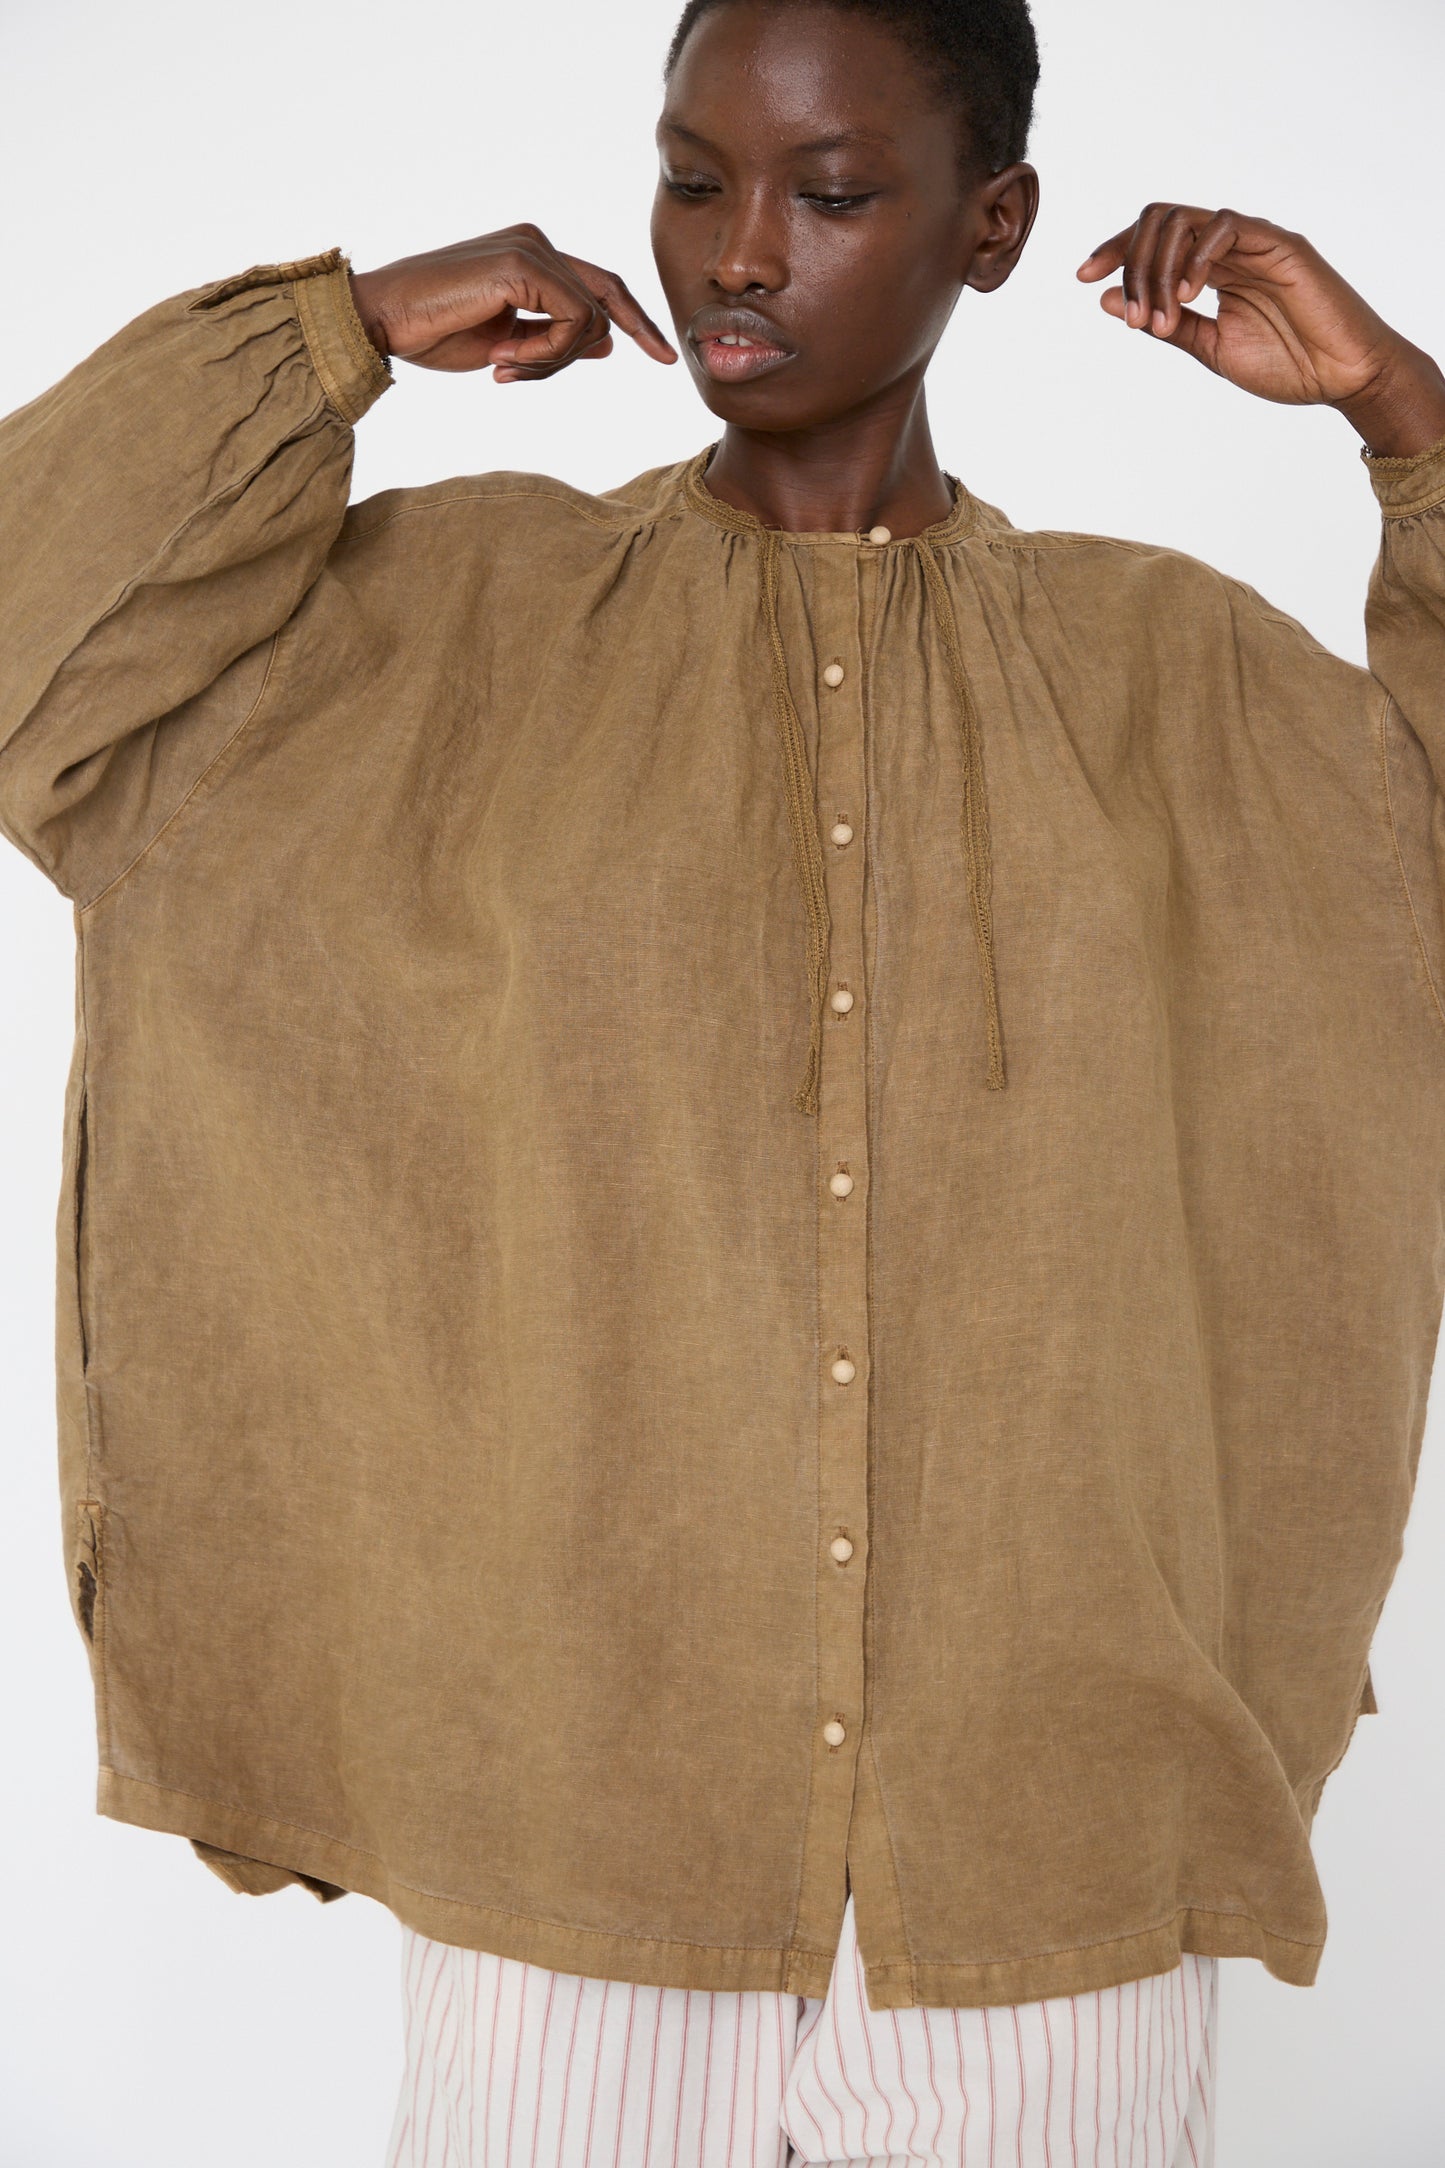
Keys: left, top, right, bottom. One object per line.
{"left": 684, "top": 448, "right": 1006, "bottom": 1107}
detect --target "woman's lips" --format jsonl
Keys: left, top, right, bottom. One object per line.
{"left": 694, "top": 335, "right": 794, "bottom": 382}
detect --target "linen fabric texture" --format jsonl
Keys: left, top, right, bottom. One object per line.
{"left": 2, "top": 249, "right": 1443, "bottom": 2011}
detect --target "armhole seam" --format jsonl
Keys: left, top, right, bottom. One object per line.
{"left": 79, "top": 626, "right": 284, "bottom": 916}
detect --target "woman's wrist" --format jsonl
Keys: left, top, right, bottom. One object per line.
{"left": 346, "top": 270, "right": 393, "bottom": 362}
{"left": 1334, "top": 340, "right": 1445, "bottom": 459}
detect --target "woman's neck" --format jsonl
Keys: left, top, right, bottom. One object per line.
{"left": 700, "top": 381, "right": 954, "bottom": 538}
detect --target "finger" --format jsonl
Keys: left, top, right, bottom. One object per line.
{"left": 1101, "top": 285, "right": 1221, "bottom": 372}
{"left": 490, "top": 304, "right": 605, "bottom": 367}
{"left": 494, "top": 331, "right": 617, "bottom": 383}
{"left": 488, "top": 312, "right": 568, "bottom": 365}
{"left": 487, "top": 255, "right": 610, "bottom": 367}
{"left": 1177, "top": 211, "right": 1243, "bottom": 305}
{"left": 1151, "top": 207, "right": 1209, "bottom": 337}
{"left": 1122, "top": 204, "right": 1173, "bottom": 330}
{"left": 1152, "top": 305, "right": 1222, "bottom": 373}
{"left": 559, "top": 255, "right": 678, "bottom": 362}
{"left": 1076, "top": 227, "right": 1134, "bottom": 282}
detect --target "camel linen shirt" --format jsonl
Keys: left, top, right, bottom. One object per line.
{"left": 3, "top": 248, "right": 1444, "bottom": 2012}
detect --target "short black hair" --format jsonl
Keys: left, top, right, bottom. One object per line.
{"left": 663, "top": 0, "right": 1040, "bottom": 175}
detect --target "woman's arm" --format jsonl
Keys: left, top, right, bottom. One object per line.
{"left": 0, "top": 232, "right": 674, "bottom": 907}
{"left": 1079, "top": 207, "right": 1445, "bottom": 984}
{"left": 0, "top": 252, "right": 394, "bottom": 903}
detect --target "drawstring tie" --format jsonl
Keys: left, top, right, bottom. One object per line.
{"left": 760, "top": 524, "right": 834, "bottom": 1116}
{"left": 684, "top": 449, "right": 1007, "bottom": 1113}
{"left": 912, "top": 534, "right": 1007, "bottom": 1096}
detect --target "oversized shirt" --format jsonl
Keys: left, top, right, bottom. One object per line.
{"left": 2, "top": 247, "right": 1443, "bottom": 2013}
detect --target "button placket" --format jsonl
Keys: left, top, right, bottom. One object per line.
{"left": 793, "top": 543, "right": 873, "bottom": 1924}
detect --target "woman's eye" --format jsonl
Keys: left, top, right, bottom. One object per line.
{"left": 664, "top": 178, "right": 717, "bottom": 200}
{"left": 802, "top": 192, "right": 879, "bottom": 213}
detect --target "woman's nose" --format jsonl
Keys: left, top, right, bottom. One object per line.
{"left": 705, "top": 194, "right": 787, "bottom": 294}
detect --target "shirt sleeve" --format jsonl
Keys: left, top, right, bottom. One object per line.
{"left": 1367, "top": 431, "right": 1445, "bottom": 729}
{"left": 1363, "top": 431, "right": 1445, "bottom": 1032}
{"left": 0, "top": 248, "right": 392, "bottom": 903}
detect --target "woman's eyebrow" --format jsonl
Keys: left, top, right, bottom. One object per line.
{"left": 659, "top": 120, "right": 896, "bottom": 155}
{"left": 789, "top": 130, "right": 897, "bottom": 154}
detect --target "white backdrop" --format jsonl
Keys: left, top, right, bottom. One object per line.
{"left": 1, "top": 2, "right": 1442, "bottom": 2161}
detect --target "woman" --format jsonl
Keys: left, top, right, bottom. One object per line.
{"left": 3, "top": 0, "right": 1444, "bottom": 2162}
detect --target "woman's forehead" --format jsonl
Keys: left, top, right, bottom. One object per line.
{"left": 658, "top": 6, "right": 955, "bottom": 164}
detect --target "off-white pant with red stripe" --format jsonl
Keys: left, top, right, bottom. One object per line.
{"left": 384, "top": 1892, "right": 1218, "bottom": 2167}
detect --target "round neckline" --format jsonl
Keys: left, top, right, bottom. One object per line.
{"left": 680, "top": 444, "right": 976, "bottom": 547}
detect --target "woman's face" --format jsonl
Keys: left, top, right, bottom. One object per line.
{"left": 650, "top": 1, "right": 1037, "bottom": 433}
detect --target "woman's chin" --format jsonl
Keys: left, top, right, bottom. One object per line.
{"left": 686, "top": 371, "right": 827, "bottom": 433}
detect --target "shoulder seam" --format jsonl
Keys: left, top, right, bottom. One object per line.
{"left": 967, "top": 529, "right": 1158, "bottom": 558}
{"left": 343, "top": 482, "right": 686, "bottom": 546}
{"left": 1213, "top": 570, "right": 1349, "bottom": 661}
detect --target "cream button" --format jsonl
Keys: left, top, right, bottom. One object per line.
{"left": 822, "top": 1719, "right": 847, "bottom": 1747}
{"left": 867, "top": 525, "right": 892, "bottom": 545}
{"left": 830, "top": 821, "right": 854, "bottom": 847}
{"left": 822, "top": 662, "right": 845, "bottom": 688}
{"left": 830, "top": 1355, "right": 857, "bottom": 1385}
{"left": 829, "top": 1169, "right": 854, "bottom": 1199}
{"left": 829, "top": 1534, "right": 855, "bottom": 1564}
{"left": 829, "top": 987, "right": 855, "bottom": 1015}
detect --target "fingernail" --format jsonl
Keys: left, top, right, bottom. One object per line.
{"left": 1152, "top": 309, "right": 1168, "bottom": 334}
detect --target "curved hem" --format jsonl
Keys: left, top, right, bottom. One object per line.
{"left": 97, "top": 1766, "right": 1323, "bottom": 2010}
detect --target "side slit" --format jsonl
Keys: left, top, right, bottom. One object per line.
{"left": 75, "top": 1085, "right": 90, "bottom": 1371}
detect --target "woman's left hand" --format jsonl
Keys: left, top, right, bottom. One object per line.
{"left": 1078, "top": 205, "right": 1445, "bottom": 457}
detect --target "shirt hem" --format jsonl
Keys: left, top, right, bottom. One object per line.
{"left": 96, "top": 1767, "right": 1324, "bottom": 2009}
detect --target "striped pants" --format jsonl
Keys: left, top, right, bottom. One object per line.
{"left": 384, "top": 1892, "right": 1218, "bottom": 2167}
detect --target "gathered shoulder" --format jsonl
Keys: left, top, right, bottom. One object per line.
{"left": 961, "top": 492, "right": 1351, "bottom": 674}
{"left": 337, "top": 455, "right": 695, "bottom": 555}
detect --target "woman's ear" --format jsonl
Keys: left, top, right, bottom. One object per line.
{"left": 964, "top": 164, "right": 1041, "bottom": 294}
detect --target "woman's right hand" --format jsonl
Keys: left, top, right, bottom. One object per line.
{"left": 348, "top": 228, "right": 678, "bottom": 383}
